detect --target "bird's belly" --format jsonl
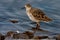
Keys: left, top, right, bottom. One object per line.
{"left": 27, "top": 13, "right": 40, "bottom": 22}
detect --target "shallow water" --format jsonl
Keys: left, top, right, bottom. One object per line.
{"left": 0, "top": 0, "right": 60, "bottom": 36}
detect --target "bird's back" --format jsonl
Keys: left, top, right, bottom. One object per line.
{"left": 29, "top": 8, "right": 45, "bottom": 20}
{"left": 29, "top": 7, "right": 52, "bottom": 22}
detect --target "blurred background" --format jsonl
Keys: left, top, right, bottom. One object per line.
{"left": 0, "top": 0, "right": 60, "bottom": 36}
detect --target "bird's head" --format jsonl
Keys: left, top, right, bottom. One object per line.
{"left": 25, "top": 4, "right": 32, "bottom": 10}
{"left": 21, "top": 4, "right": 32, "bottom": 10}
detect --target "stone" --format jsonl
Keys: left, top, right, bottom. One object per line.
{"left": 55, "top": 34, "right": 60, "bottom": 40}
{"left": 0, "top": 33, "right": 5, "bottom": 40}
{"left": 23, "top": 31, "right": 34, "bottom": 39}
{"left": 9, "top": 20, "right": 18, "bottom": 23}
{"left": 6, "top": 31, "right": 16, "bottom": 37}
{"left": 13, "top": 33, "right": 29, "bottom": 39}
{"left": 33, "top": 36, "right": 48, "bottom": 39}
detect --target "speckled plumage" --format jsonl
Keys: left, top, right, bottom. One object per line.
{"left": 25, "top": 4, "right": 52, "bottom": 29}
{"left": 29, "top": 8, "right": 45, "bottom": 20}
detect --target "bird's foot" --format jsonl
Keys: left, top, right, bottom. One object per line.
{"left": 31, "top": 27, "right": 43, "bottom": 31}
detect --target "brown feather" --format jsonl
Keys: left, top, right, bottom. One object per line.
{"left": 29, "top": 8, "right": 45, "bottom": 20}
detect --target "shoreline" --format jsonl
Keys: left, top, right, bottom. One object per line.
{"left": 0, "top": 30, "right": 60, "bottom": 40}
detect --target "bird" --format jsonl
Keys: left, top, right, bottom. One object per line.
{"left": 24, "top": 4, "right": 52, "bottom": 30}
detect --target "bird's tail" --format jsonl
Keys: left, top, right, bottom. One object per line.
{"left": 42, "top": 15, "right": 52, "bottom": 22}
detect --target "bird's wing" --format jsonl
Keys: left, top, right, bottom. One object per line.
{"left": 30, "top": 8, "right": 45, "bottom": 20}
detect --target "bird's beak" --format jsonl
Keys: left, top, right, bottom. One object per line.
{"left": 21, "top": 7, "right": 25, "bottom": 9}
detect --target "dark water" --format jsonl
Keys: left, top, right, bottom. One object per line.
{"left": 0, "top": 0, "right": 60, "bottom": 36}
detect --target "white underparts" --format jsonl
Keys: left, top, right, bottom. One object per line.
{"left": 26, "top": 7, "right": 40, "bottom": 22}
{"left": 26, "top": 11, "right": 40, "bottom": 22}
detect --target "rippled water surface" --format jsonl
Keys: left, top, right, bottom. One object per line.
{"left": 0, "top": 0, "right": 60, "bottom": 36}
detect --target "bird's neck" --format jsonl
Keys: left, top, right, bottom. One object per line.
{"left": 26, "top": 7, "right": 31, "bottom": 11}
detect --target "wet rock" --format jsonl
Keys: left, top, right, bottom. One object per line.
{"left": 55, "top": 34, "right": 60, "bottom": 40}
{"left": 33, "top": 36, "right": 48, "bottom": 39}
{"left": 4, "top": 36, "right": 13, "bottom": 40}
{"left": 13, "top": 33, "right": 29, "bottom": 39}
{"left": 9, "top": 20, "right": 18, "bottom": 23}
{"left": 0, "top": 31, "right": 57, "bottom": 40}
{"left": 23, "top": 31, "right": 34, "bottom": 39}
{"left": 6, "top": 31, "right": 16, "bottom": 37}
{"left": 0, "top": 33, "right": 5, "bottom": 40}
{"left": 5, "top": 31, "right": 17, "bottom": 40}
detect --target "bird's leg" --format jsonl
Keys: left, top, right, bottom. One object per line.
{"left": 36, "top": 22, "right": 40, "bottom": 29}
{"left": 31, "top": 22, "right": 42, "bottom": 31}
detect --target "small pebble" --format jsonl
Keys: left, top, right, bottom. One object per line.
{"left": 9, "top": 20, "right": 18, "bottom": 23}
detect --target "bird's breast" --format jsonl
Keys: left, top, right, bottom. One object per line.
{"left": 27, "top": 12, "right": 34, "bottom": 20}
{"left": 26, "top": 12, "right": 40, "bottom": 22}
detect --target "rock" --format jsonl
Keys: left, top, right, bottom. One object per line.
{"left": 0, "top": 33, "right": 5, "bottom": 40}
{"left": 13, "top": 33, "right": 29, "bottom": 39}
{"left": 23, "top": 31, "right": 34, "bottom": 39}
{"left": 33, "top": 36, "right": 48, "bottom": 39}
{"left": 5, "top": 31, "right": 18, "bottom": 40}
{"left": 55, "top": 34, "right": 60, "bottom": 40}
{"left": 9, "top": 20, "right": 18, "bottom": 23}
{"left": 6, "top": 31, "right": 16, "bottom": 37}
{"left": 4, "top": 36, "right": 13, "bottom": 40}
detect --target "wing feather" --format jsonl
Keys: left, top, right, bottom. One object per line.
{"left": 29, "top": 8, "right": 45, "bottom": 20}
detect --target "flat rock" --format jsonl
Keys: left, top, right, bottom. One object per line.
{"left": 23, "top": 31, "right": 34, "bottom": 39}
{"left": 33, "top": 36, "right": 48, "bottom": 39}
{"left": 13, "top": 33, "right": 29, "bottom": 39}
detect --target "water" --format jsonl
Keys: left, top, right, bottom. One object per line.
{"left": 0, "top": 0, "right": 60, "bottom": 36}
